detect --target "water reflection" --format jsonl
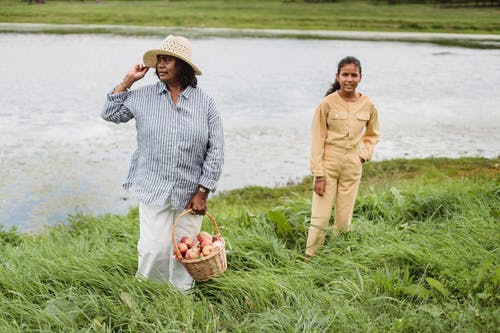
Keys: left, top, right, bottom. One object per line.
{"left": 0, "top": 33, "right": 499, "bottom": 230}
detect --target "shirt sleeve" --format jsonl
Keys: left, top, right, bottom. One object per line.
{"left": 359, "top": 103, "right": 380, "bottom": 162}
{"left": 199, "top": 98, "right": 224, "bottom": 192}
{"left": 310, "top": 101, "right": 328, "bottom": 177}
{"left": 101, "top": 89, "right": 134, "bottom": 123}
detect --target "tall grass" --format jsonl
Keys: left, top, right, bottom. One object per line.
{"left": 0, "top": 157, "right": 498, "bottom": 332}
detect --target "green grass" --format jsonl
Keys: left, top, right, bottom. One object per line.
{"left": 0, "top": 0, "right": 499, "bottom": 34}
{"left": 1, "top": 157, "right": 499, "bottom": 332}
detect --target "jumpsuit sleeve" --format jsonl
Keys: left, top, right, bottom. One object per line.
{"left": 310, "top": 102, "right": 328, "bottom": 177}
{"left": 101, "top": 90, "right": 135, "bottom": 124}
{"left": 199, "top": 97, "right": 224, "bottom": 192}
{"left": 359, "top": 103, "right": 380, "bottom": 162}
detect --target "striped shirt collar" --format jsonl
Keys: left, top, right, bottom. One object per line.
{"left": 154, "top": 81, "right": 195, "bottom": 100}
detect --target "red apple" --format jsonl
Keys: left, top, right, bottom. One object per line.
{"left": 185, "top": 247, "right": 201, "bottom": 260}
{"left": 200, "top": 238, "right": 213, "bottom": 248}
{"left": 202, "top": 245, "right": 215, "bottom": 256}
{"left": 180, "top": 236, "right": 194, "bottom": 248}
{"left": 177, "top": 242, "right": 188, "bottom": 254}
{"left": 197, "top": 231, "right": 212, "bottom": 243}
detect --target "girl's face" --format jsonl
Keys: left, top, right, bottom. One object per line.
{"left": 156, "top": 55, "right": 181, "bottom": 84}
{"left": 336, "top": 63, "right": 361, "bottom": 95}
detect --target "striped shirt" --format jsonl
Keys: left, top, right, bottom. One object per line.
{"left": 101, "top": 81, "right": 224, "bottom": 209}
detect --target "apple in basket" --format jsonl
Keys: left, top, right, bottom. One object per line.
{"left": 197, "top": 231, "right": 212, "bottom": 243}
{"left": 184, "top": 246, "right": 201, "bottom": 260}
{"left": 179, "top": 236, "right": 195, "bottom": 249}
{"left": 177, "top": 242, "right": 189, "bottom": 256}
{"left": 200, "top": 238, "right": 213, "bottom": 248}
{"left": 202, "top": 245, "right": 215, "bottom": 257}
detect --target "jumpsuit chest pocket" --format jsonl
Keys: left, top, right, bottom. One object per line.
{"left": 354, "top": 112, "right": 370, "bottom": 130}
{"left": 356, "top": 112, "right": 370, "bottom": 122}
{"left": 328, "top": 110, "right": 348, "bottom": 120}
{"left": 327, "top": 109, "right": 348, "bottom": 134}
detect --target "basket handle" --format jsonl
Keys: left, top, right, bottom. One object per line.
{"left": 172, "top": 209, "right": 222, "bottom": 260}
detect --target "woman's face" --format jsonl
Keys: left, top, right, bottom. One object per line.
{"left": 156, "top": 55, "right": 181, "bottom": 84}
{"left": 336, "top": 63, "right": 361, "bottom": 95}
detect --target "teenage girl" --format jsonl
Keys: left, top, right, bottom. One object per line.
{"left": 306, "top": 56, "right": 380, "bottom": 258}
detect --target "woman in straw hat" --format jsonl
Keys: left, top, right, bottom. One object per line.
{"left": 101, "top": 35, "right": 224, "bottom": 291}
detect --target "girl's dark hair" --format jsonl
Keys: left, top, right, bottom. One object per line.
{"left": 325, "top": 56, "right": 362, "bottom": 96}
{"left": 156, "top": 57, "right": 198, "bottom": 89}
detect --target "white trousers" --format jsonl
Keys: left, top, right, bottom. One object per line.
{"left": 137, "top": 200, "right": 202, "bottom": 292}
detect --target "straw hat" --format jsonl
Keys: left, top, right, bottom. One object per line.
{"left": 143, "top": 35, "right": 202, "bottom": 75}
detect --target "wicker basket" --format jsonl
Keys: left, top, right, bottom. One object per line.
{"left": 172, "top": 209, "right": 227, "bottom": 282}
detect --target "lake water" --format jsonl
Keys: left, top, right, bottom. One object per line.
{"left": 0, "top": 33, "right": 499, "bottom": 231}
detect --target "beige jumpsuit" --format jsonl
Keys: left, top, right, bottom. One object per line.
{"left": 306, "top": 92, "right": 380, "bottom": 257}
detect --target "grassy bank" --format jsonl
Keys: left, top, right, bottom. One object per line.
{"left": 0, "top": 157, "right": 499, "bottom": 332}
{"left": 1, "top": 0, "right": 499, "bottom": 34}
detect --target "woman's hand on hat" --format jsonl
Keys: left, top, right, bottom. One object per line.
{"left": 132, "top": 64, "right": 149, "bottom": 78}
{"left": 123, "top": 64, "right": 149, "bottom": 87}
{"left": 113, "top": 64, "right": 150, "bottom": 94}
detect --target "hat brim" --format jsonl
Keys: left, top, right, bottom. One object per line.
{"left": 143, "top": 49, "right": 202, "bottom": 75}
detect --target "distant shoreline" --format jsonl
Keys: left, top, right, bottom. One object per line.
{"left": 2, "top": 156, "right": 498, "bottom": 233}
{"left": 1, "top": 23, "right": 499, "bottom": 49}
